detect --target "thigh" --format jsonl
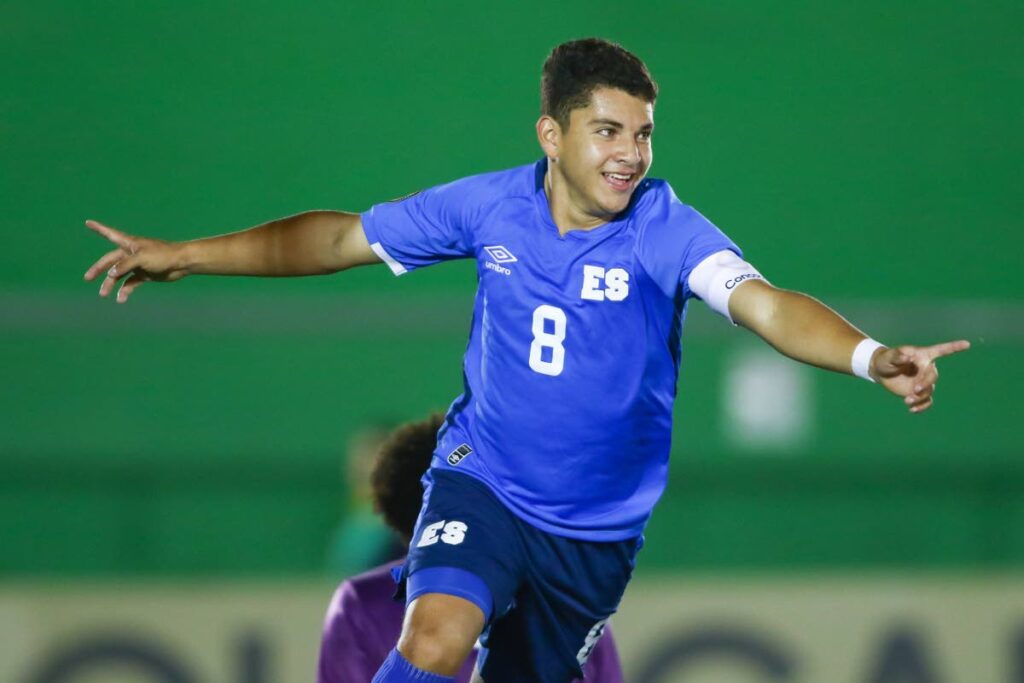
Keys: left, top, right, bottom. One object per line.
{"left": 477, "top": 533, "right": 641, "bottom": 683}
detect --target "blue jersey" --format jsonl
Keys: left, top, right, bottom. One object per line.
{"left": 361, "top": 160, "right": 739, "bottom": 541}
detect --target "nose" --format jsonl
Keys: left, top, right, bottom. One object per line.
{"left": 616, "top": 137, "right": 642, "bottom": 167}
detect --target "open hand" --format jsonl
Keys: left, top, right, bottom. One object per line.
{"left": 871, "top": 340, "right": 971, "bottom": 413}
{"left": 83, "top": 220, "right": 189, "bottom": 303}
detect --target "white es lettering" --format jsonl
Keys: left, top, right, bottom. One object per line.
{"left": 416, "top": 520, "right": 468, "bottom": 547}
{"left": 440, "top": 521, "right": 468, "bottom": 545}
{"left": 580, "top": 265, "right": 629, "bottom": 301}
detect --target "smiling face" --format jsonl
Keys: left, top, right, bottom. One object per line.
{"left": 538, "top": 87, "right": 654, "bottom": 228}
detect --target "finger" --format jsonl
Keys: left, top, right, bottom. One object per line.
{"left": 85, "top": 219, "right": 135, "bottom": 251}
{"left": 912, "top": 364, "right": 938, "bottom": 391}
{"left": 117, "top": 274, "right": 146, "bottom": 304}
{"left": 925, "top": 339, "right": 971, "bottom": 360}
{"left": 905, "top": 389, "right": 929, "bottom": 405}
{"left": 99, "top": 273, "right": 117, "bottom": 298}
{"left": 873, "top": 350, "right": 903, "bottom": 379}
{"left": 84, "top": 248, "right": 125, "bottom": 281}
{"left": 903, "top": 383, "right": 934, "bottom": 405}
{"left": 107, "top": 255, "right": 139, "bottom": 280}
{"left": 910, "top": 398, "right": 933, "bottom": 414}
{"left": 891, "top": 351, "right": 911, "bottom": 365}
{"left": 881, "top": 349, "right": 918, "bottom": 378}
{"left": 904, "top": 391, "right": 931, "bottom": 407}
{"left": 98, "top": 256, "right": 139, "bottom": 297}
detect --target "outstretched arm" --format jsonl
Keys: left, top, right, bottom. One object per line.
{"left": 728, "top": 279, "right": 970, "bottom": 413}
{"left": 83, "top": 210, "right": 379, "bottom": 303}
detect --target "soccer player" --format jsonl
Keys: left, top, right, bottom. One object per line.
{"left": 318, "top": 413, "right": 624, "bottom": 682}
{"left": 84, "top": 38, "right": 969, "bottom": 683}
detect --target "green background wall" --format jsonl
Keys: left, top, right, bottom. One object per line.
{"left": 1, "top": 1, "right": 1021, "bottom": 576}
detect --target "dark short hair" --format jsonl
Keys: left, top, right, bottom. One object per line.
{"left": 369, "top": 413, "right": 445, "bottom": 543}
{"left": 541, "top": 37, "right": 658, "bottom": 129}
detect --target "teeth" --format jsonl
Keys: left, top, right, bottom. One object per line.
{"left": 606, "top": 173, "right": 631, "bottom": 181}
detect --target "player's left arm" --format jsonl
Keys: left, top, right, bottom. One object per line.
{"left": 728, "top": 279, "right": 970, "bottom": 413}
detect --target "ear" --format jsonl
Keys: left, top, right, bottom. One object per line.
{"left": 536, "top": 115, "right": 562, "bottom": 161}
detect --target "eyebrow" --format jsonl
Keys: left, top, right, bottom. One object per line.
{"left": 588, "top": 118, "right": 654, "bottom": 131}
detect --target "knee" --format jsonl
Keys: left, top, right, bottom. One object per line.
{"left": 397, "top": 594, "right": 484, "bottom": 675}
{"left": 398, "top": 632, "right": 464, "bottom": 675}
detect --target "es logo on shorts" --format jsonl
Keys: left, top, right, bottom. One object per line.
{"left": 447, "top": 443, "right": 473, "bottom": 466}
{"left": 416, "top": 520, "right": 468, "bottom": 547}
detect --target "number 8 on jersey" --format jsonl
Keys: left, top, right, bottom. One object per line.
{"left": 529, "top": 305, "right": 567, "bottom": 376}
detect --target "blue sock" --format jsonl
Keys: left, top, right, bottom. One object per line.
{"left": 371, "top": 648, "right": 456, "bottom": 683}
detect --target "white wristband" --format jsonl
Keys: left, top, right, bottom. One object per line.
{"left": 851, "top": 338, "right": 885, "bottom": 382}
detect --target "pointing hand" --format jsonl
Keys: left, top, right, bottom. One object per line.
{"left": 871, "top": 340, "right": 971, "bottom": 413}
{"left": 83, "top": 220, "right": 188, "bottom": 303}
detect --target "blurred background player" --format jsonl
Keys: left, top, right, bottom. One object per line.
{"left": 317, "top": 413, "right": 624, "bottom": 682}
{"left": 325, "top": 420, "right": 405, "bottom": 578}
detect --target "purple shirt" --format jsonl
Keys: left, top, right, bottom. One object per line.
{"left": 317, "top": 560, "right": 625, "bottom": 682}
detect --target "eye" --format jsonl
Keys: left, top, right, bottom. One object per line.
{"left": 638, "top": 131, "right": 652, "bottom": 142}
{"left": 596, "top": 128, "right": 615, "bottom": 138}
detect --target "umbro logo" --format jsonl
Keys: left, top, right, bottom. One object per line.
{"left": 483, "top": 245, "right": 515, "bottom": 276}
{"left": 484, "top": 246, "right": 517, "bottom": 263}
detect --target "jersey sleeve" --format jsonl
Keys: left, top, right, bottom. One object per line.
{"left": 360, "top": 176, "right": 479, "bottom": 275}
{"left": 634, "top": 180, "right": 741, "bottom": 301}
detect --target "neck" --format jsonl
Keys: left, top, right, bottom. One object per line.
{"left": 544, "top": 160, "right": 609, "bottom": 236}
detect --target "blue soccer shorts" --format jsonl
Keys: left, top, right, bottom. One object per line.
{"left": 392, "top": 468, "right": 642, "bottom": 682}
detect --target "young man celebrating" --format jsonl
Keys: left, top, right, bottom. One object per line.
{"left": 318, "top": 412, "right": 624, "bottom": 682}
{"left": 84, "top": 38, "right": 969, "bottom": 683}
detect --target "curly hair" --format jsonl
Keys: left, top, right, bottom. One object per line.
{"left": 541, "top": 37, "right": 658, "bottom": 129}
{"left": 369, "top": 412, "right": 446, "bottom": 543}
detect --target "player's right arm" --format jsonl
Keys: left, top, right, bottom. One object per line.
{"left": 83, "top": 211, "right": 379, "bottom": 303}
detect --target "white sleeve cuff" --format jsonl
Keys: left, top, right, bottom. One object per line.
{"left": 369, "top": 241, "right": 408, "bottom": 276}
{"left": 687, "top": 250, "right": 766, "bottom": 324}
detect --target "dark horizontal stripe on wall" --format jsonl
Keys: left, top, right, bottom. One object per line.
{"left": 1, "top": 291, "right": 1020, "bottom": 342}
